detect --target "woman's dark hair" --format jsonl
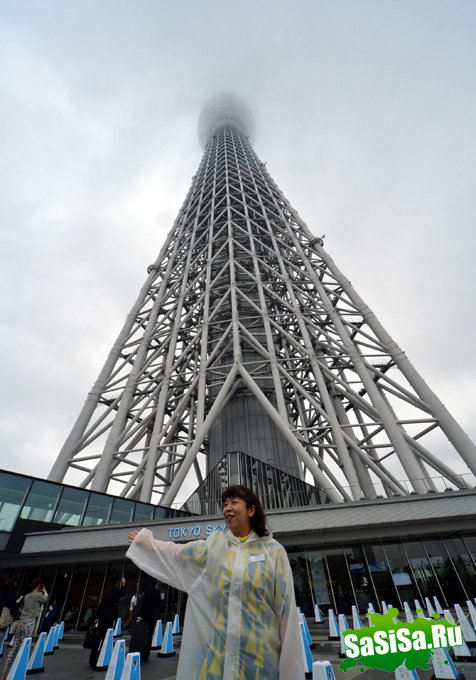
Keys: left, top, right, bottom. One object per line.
{"left": 221, "top": 485, "right": 269, "bottom": 537}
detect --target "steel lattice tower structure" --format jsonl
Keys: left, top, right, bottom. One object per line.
{"left": 49, "top": 95, "right": 476, "bottom": 507}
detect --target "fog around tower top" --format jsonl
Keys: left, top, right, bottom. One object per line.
{"left": 198, "top": 93, "right": 255, "bottom": 147}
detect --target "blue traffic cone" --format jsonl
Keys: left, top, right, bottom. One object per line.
{"left": 120, "top": 652, "right": 141, "bottom": 680}
{"left": 157, "top": 622, "right": 175, "bottom": 657}
{"left": 395, "top": 662, "right": 420, "bottom": 680}
{"left": 314, "top": 604, "right": 324, "bottom": 624}
{"left": 96, "top": 628, "right": 114, "bottom": 670}
{"left": 299, "top": 618, "right": 313, "bottom": 679}
{"left": 172, "top": 614, "right": 180, "bottom": 635}
{"left": 113, "top": 618, "right": 122, "bottom": 638}
{"left": 312, "top": 659, "right": 336, "bottom": 680}
{"left": 44, "top": 627, "right": 56, "bottom": 656}
{"left": 327, "top": 608, "right": 339, "bottom": 640}
{"left": 351, "top": 606, "right": 363, "bottom": 630}
{"left": 430, "top": 646, "right": 464, "bottom": 680}
{"left": 338, "top": 614, "right": 350, "bottom": 658}
{"left": 105, "top": 639, "right": 126, "bottom": 680}
{"left": 26, "top": 632, "right": 47, "bottom": 675}
{"left": 299, "top": 613, "right": 314, "bottom": 649}
{"left": 53, "top": 624, "right": 61, "bottom": 650}
{"left": 57, "top": 621, "right": 65, "bottom": 640}
{"left": 151, "top": 620, "right": 163, "bottom": 650}
{"left": 6, "top": 636, "right": 32, "bottom": 680}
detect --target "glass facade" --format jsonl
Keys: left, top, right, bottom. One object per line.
{"left": 182, "top": 451, "right": 325, "bottom": 514}
{"left": 0, "top": 468, "right": 191, "bottom": 551}
{"left": 2, "top": 532, "right": 475, "bottom": 629}
{"left": 290, "top": 534, "right": 476, "bottom": 616}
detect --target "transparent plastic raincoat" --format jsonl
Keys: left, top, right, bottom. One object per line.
{"left": 126, "top": 527, "right": 305, "bottom": 680}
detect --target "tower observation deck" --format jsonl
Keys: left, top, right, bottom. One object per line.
{"left": 49, "top": 95, "right": 476, "bottom": 506}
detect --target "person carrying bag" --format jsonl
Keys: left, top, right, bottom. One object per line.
{"left": 0, "top": 578, "right": 48, "bottom": 680}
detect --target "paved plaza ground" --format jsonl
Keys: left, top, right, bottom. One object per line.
{"left": 7, "top": 619, "right": 476, "bottom": 679}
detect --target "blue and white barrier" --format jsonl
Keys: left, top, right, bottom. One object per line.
{"left": 113, "top": 617, "right": 122, "bottom": 638}
{"left": 105, "top": 639, "right": 126, "bottom": 680}
{"left": 96, "top": 628, "right": 114, "bottom": 670}
{"left": 327, "top": 608, "right": 339, "bottom": 640}
{"left": 314, "top": 604, "right": 324, "bottom": 624}
{"left": 26, "top": 631, "right": 46, "bottom": 675}
{"left": 395, "top": 662, "right": 420, "bottom": 680}
{"left": 172, "top": 614, "right": 180, "bottom": 635}
{"left": 299, "top": 613, "right": 313, "bottom": 649}
{"left": 425, "top": 597, "right": 435, "bottom": 617}
{"left": 299, "top": 617, "right": 313, "bottom": 677}
{"left": 381, "top": 601, "right": 388, "bottom": 614}
{"left": 467, "top": 601, "right": 476, "bottom": 631}
{"left": 43, "top": 627, "right": 56, "bottom": 656}
{"left": 57, "top": 621, "right": 65, "bottom": 641}
{"left": 445, "top": 609, "right": 475, "bottom": 661}
{"left": 338, "top": 614, "right": 350, "bottom": 658}
{"left": 312, "top": 659, "right": 336, "bottom": 680}
{"left": 120, "top": 652, "right": 141, "bottom": 680}
{"left": 431, "top": 646, "right": 463, "bottom": 679}
{"left": 157, "top": 622, "right": 175, "bottom": 657}
{"left": 414, "top": 599, "right": 423, "bottom": 612}
{"left": 351, "top": 605, "right": 363, "bottom": 630}
{"left": 433, "top": 597, "right": 444, "bottom": 615}
{"left": 454, "top": 604, "right": 476, "bottom": 644}
{"left": 404, "top": 602, "right": 415, "bottom": 623}
{"left": 6, "top": 636, "right": 32, "bottom": 680}
{"left": 53, "top": 624, "right": 60, "bottom": 649}
{"left": 151, "top": 619, "right": 163, "bottom": 650}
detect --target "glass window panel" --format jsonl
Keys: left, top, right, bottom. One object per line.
{"left": 345, "top": 544, "right": 377, "bottom": 613}
{"left": 363, "top": 543, "right": 400, "bottom": 610}
{"left": 324, "top": 546, "right": 355, "bottom": 614}
{"left": 154, "top": 506, "right": 170, "bottom": 520}
{"left": 53, "top": 487, "right": 88, "bottom": 526}
{"left": 289, "top": 552, "right": 315, "bottom": 616}
{"left": 61, "top": 564, "right": 89, "bottom": 630}
{"left": 50, "top": 566, "right": 74, "bottom": 623}
{"left": 109, "top": 498, "right": 135, "bottom": 524}
{"left": 78, "top": 564, "right": 108, "bottom": 629}
{"left": 0, "top": 472, "right": 32, "bottom": 531}
{"left": 82, "top": 493, "right": 113, "bottom": 527}
{"left": 462, "top": 535, "right": 476, "bottom": 565}
{"left": 432, "top": 537, "right": 473, "bottom": 604}
{"left": 383, "top": 542, "right": 420, "bottom": 606}
{"left": 307, "top": 550, "right": 333, "bottom": 612}
{"left": 20, "top": 480, "right": 61, "bottom": 522}
{"left": 133, "top": 503, "right": 154, "bottom": 523}
{"left": 403, "top": 539, "right": 445, "bottom": 605}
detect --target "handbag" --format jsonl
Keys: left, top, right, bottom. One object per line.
{"left": 0, "top": 606, "right": 13, "bottom": 629}
{"left": 83, "top": 623, "right": 100, "bottom": 649}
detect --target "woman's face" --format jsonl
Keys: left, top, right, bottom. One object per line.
{"left": 223, "top": 496, "right": 255, "bottom": 537}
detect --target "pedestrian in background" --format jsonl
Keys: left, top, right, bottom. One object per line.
{"left": 127, "top": 484, "right": 304, "bottom": 679}
{"left": 0, "top": 580, "right": 20, "bottom": 631}
{"left": 88, "top": 575, "right": 126, "bottom": 669}
{"left": 0, "top": 578, "right": 48, "bottom": 680}
{"left": 134, "top": 577, "right": 161, "bottom": 662}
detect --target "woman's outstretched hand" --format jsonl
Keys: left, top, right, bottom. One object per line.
{"left": 128, "top": 531, "right": 138, "bottom": 544}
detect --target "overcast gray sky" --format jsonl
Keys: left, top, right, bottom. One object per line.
{"left": 1, "top": 0, "right": 475, "bottom": 489}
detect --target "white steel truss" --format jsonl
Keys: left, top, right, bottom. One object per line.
{"left": 49, "top": 100, "right": 476, "bottom": 506}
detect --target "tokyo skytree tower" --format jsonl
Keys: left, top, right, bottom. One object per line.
{"left": 49, "top": 95, "right": 476, "bottom": 506}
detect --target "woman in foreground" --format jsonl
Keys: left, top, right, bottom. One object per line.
{"left": 127, "top": 484, "right": 305, "bottom": 679}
